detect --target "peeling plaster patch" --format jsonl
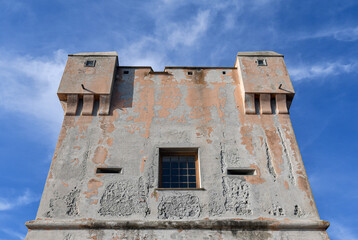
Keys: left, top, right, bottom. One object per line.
{"left": 71, "top": 158, "right": 79, "bottom": 166}
{"left": 222, "top": 177, "right": 252, "bottom": 215}
{"left": 294, "top": 204, "right": 305, "bottom": 217}
{"left": 74, "top": 115, "right": 93, "bottom": 134}
{"left": 220, "top": 140, "right": 245, "bottom": 167}
{"left": 64, "top": 188, "right": 80, "bottom": 216}
{"left": 244, "top": 164, "right": 265, "bottom": 184}
{"left": 132, "top": 72, "right": 155, "bottom": 138}
{"left": 267, "top": 204, "right": 285, "bottom": 216}
{"left": 265, "top": 129, "right": 283, "bottom": 175}
{"left": 106, "top": 137, "right": 113, "bottom": 146}
{"left": 209, "top": 191, "right": 225, "bottom": 216}
{"left": 284, "top": 180, "right": 289, "bottom": 190}
{"left": 146, "top": 162, "right": 155, "bottom": 188}
{"left": 45, "top": 187, "right": 80, "bottom": 218}
{"left": 240, "top": 125, "right": 254, "bottom": 155}
{"left": 141, "top": 156, "right": 147, "bottom": 173}
{"left": 98, "top": 178, "right": 149, "bottom": 216}
{"left": 64, "top": 233, "right": 73, "bottom": 240}
{"left": 297, "top": 176, "right": 311, "bottom": 200}
{"left": 277, "top": 127, "right": 295, "bottom": 184}
{"left": 264, "top": 139, "right": 276, "bottom": 180}
{"left": 219, "top": 142, "right": 225, "bottom": 174}
{"left": 158, "top": 194, "right": 201, "bottom": 219}
{"left": 84, "top": 179, "right": 103, "bottom": 198}
{"left": 88, "top": 230, "right": 104, "bottom": 240}
{"left": 92, "top": 146, "right": 108, "bottom": 164}
{"left": 157, "top": 82, "right": 182, "bottom": 119}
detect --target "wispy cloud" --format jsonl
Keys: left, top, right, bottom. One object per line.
{"left": 0, "top": 50, "right": 66, "bottom": 136}
{"left": 329, "top": 221, "right": 358, "bottom": 240}
{"left": 0, "top": 189, "right": 39, "bottom": 211}
{"left": 118, "top": 0, "right": 280, "bottom": 70}
{"left": 166, "top": 10, "right": 211, "bottom": 48}
{"left": 1, "top": 228, "right": 25, "bottom": 240}
{"left": 288, "top": 60, "right": 358, "bottom": 81}
{"left": 119, "top": 8, "right": 212, "bottom": 70}
{"left": 297, "top": 26, "right": 358, "bottom": 42}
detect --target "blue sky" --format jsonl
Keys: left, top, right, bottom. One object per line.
{"left": 0, "top": 0, "right": 357, "bottom": 239}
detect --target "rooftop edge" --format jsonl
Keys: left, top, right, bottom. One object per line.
{"left": 68, "top": 51, "right": 118, "bottom": 57}
{"left": 237, "top": 51, "right": 283, "bottom": 57}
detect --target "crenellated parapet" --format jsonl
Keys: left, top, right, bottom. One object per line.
{"left": 235, "top": 51, "right": 295, "bottom": 114}
{"left": 57, "top": 51, "right": 118, "bottom": 116}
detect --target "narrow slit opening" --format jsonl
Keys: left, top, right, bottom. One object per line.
{"left": 227, "top": 168, "right": 256, "bottom": 175}
{"left": 254, "top": 95, "right": 260, "bottom": 115}
{"left": 96, "top": 167, "right": 122, "bottom": 174}
{"left": 271, "top": 95, "right": 276, "bottom": 114}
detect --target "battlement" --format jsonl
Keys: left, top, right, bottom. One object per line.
{"left": 57, "top": 51, "right": 294, "bottom": 116}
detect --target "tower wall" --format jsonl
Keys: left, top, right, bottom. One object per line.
{"left": 25, "top": 51, "right": 329, "bottom": 239}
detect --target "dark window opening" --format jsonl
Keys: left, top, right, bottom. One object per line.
{"left": 257, "top": 59, "right": 267, "bottom": 66}
{"left": 227, "top": 168, "right": 256, "bottom": 175}
{"left": 254, "top": 94, "right": 260, "bottom": 115}
{"left": 159, "top": 149, "right": 199, "bottom": 189}
{"left": 188, "top": 71, "right": 193, "bottom": 75}
{"left": 85, "top": 60, "right": 96, "bottom": 67}
{"left": 96, "top": 167, "right": 122, "bottom": 174}
{"left": 123, "top": 70, "right": 129, "bottom": 74}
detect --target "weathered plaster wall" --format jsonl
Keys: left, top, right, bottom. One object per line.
{"left": 26, "top": 53, "right": 328, "bottom": 239}
{"left": 26, "top": 229, "right": 329, "bottom": 240}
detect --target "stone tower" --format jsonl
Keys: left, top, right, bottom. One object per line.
{"left": 25, "top": 51, "right": 329, "bottom": 239}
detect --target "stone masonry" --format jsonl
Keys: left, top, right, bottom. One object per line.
{"left": 25, "top": 51, "right": 329, "bottom": 239}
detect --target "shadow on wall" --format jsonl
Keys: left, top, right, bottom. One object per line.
{"left": 111, "top": 68, "right": 135, "bottom": 113}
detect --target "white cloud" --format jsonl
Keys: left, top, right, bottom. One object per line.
{"left": 118, "top": 0, "right": 280, "bottom": 70}
{"left": 119, "top": 9, "right": 212, "bottom": 70}
{"left": 0, "top": 189, "right": 39, "bottom": 211}
{"left": 0, "top": 50, "right": 66, "bottom": 136}
{"left": 166, "top": 10, "right": 211, "bottom": 47}
{"left": 288, "top": 61, "right": 358, "bottom": 81}
{"left": 297, "top": 26, "right": 358, "bottom": 42}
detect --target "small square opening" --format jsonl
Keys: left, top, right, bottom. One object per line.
{"left": 85, "top": 60, "right": 96, "bottom": 67}
{"left": 188, "top": 71, "right": 193, "bottom": 75}
{"left": 257, "top": 59, "right": 267, "bottom": 66}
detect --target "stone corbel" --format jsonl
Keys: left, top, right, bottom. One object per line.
{"left": 65, "top": 94, "right": 78, "bottom": 116}
{"left": 276, "top": 94, "right": 289, "bottom": 114}
{"left": 244, "top": 93, "right": 256, "bottom": 114}
{"left": 82, "top": 95, "right": 94, "bottom": 116}
{"left": 99, "top": 95, "right": 111, "bottom": 115}
{"left": 260, "top": 94, "right": 272, "bottom": 114}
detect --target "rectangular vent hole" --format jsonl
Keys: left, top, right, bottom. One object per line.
{"left": 227, "top": 168, "right": 256, "bottom": 175}
{"left": 96, "top": 167, "right": 122, "bottom": 174}
{"left": 85, "top": 60, "right": 96, "bottom": 67}
{"left": 123, "top": 70, "right": 129, "bottom": 74}
{"left": 188, "top": 71, "right": 193, "bottom": 75}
